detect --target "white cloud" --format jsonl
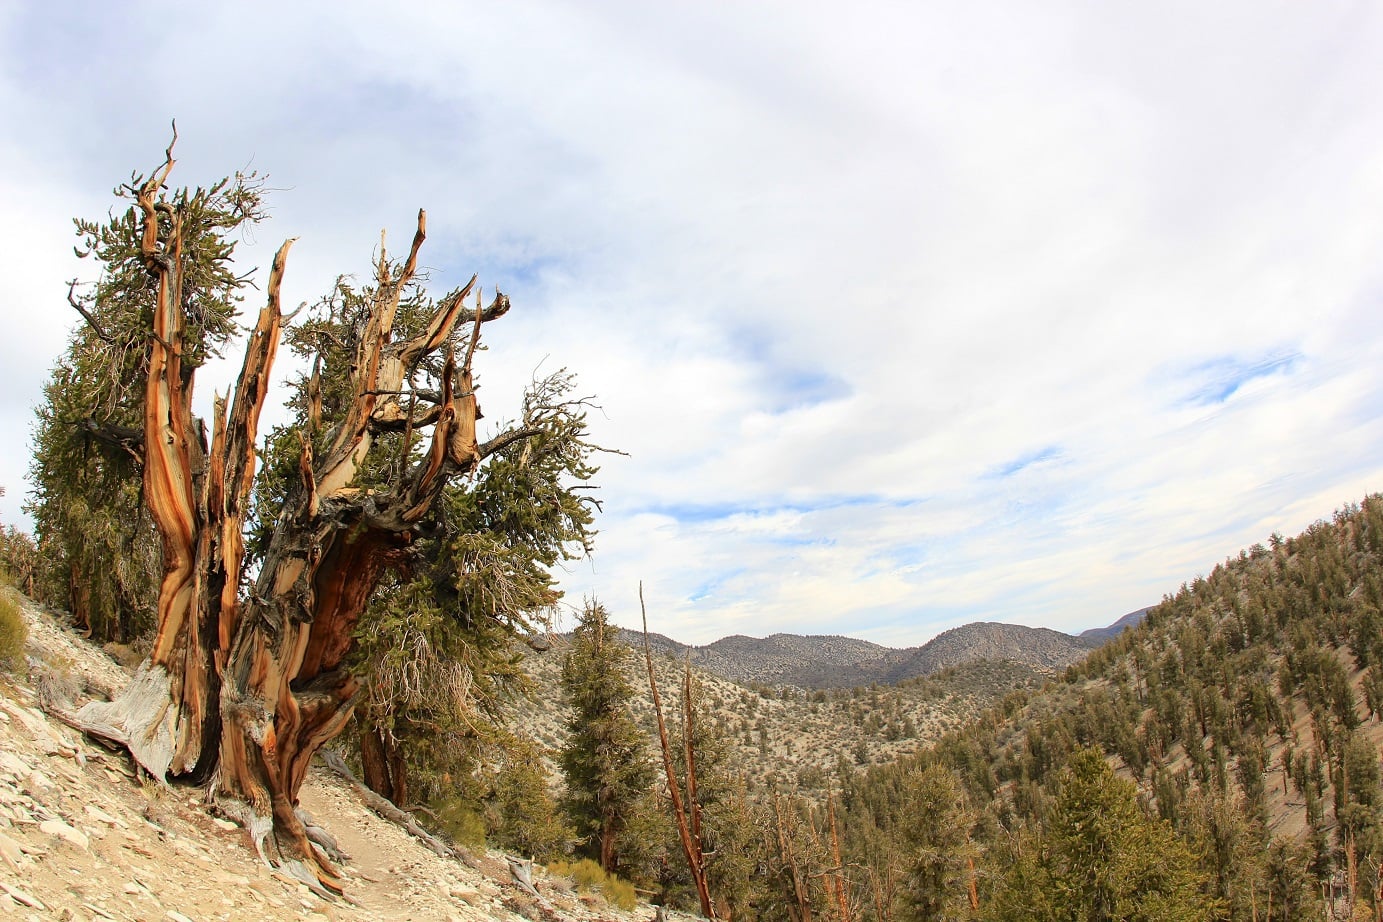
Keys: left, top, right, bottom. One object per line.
{"left": 3, "top": 2, "right": 1383, "bottom": 646}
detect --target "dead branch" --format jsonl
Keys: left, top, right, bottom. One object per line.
{"left": 67, "top": 280, "right": 113, "bottom": 344}
{"left": 642, "top": 584, "right": 715, "bottom": 919}
{"left": 77, "top": 417, "right": 144, "bottom": 462}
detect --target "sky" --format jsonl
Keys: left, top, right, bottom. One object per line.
{"left": 3, "top": 2, "right": 1383, "bottom": 647}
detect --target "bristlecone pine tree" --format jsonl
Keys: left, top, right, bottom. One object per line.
{"left": 61, "top": 136, "right": 591, "bottom": 893}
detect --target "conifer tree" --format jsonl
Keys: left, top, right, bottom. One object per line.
{"left": 899, "top": 763, "right": 978, "bottom": 922}
{"left": 46, "top": 137, "right": 595, "bottom": 892}
{"left": 560, "top": 601, "right": 658, "bottom": 877}
{"left": 983, "top": 748, "right": 1215, "bottom": 922}
{"left": 488, "top": 736, "right": 572, "bottom": 862}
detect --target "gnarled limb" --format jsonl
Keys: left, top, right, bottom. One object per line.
{"left": 64, "top": 139, "right": 549, "bottom": 894}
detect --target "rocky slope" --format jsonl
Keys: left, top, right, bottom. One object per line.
{"left": 517, "top": 634, "right": 1054, "bottom": 789}
{"left": 885, "top": 621, "right": 1098, "bottom": 682}
{"left": 0, "top": 592, "right": 688, "bottom": 922}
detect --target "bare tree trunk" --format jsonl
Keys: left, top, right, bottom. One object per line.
{"left": 642, "top": 587, "right": 715, "bottom": 919}
{"left": 826, "top": 793, "right": 852, "bottom": 922}
{"left": 64, "top": 139, "right": 529, "bottom": 894}
{"left": 773, "top": 793, "right": 813, "bottom": 922}
{"left": 360, "top": 726, "right": 393, "bottom": 802}
{"left": 359, "top": 724, "right": 410, "bottom": 807}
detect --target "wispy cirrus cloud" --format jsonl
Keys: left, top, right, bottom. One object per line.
{"left": 1165, "top": 352, "right": 1303, "bottom": 407}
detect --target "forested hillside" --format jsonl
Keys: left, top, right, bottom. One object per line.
{"left": 819, "top": 496, "right": 1383, "bottom": 920}
{"left": 500, "top": 497, "right": 1383, "bottom": 920}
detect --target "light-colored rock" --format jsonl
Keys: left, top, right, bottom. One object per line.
{"left": 449, "top": 886, "right": 483, "bottom": 905}
{"left": 39, "top": 818, "right": 89, "bottom": 850}
{"left": 84, "top": 805, "right": 120, "bottom": 827}
{"left": 0, "top": 830, "right": 25, "bottom": 869}
{"left": 0, "top": 879, "right": 44, "bottom": 909}
{"left": 24, "top": 769, "right": 55, "bottom": 793}
{"left": 0, "top": 751, "right": 30, "bottom": 778}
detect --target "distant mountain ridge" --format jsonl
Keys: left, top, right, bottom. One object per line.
{"left": 1078, "top": 607, "right": 1150, "bottom": 643}
{"left": 612, "top": 617, "right": 1117, "bottom": 689}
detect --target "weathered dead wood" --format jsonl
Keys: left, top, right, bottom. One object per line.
{"left": 201, "top": 208, "right": 524, "bottom": 891}
{"left": 508, "top": 857, "right": 539, "bottom": 896}
{"left": 773, "top": 793, "right": 814, "bottom": 922}
{"left": 642, "top": 584, "right": 715, "bottom": 919}
{"left": 71, "top": 141, "right": 283, "bottom": 784}
{"left": 213, "top": 239, "right": 294, "bottom": 663}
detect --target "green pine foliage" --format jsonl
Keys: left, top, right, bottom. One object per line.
{"left": 486, "top": 737, "right": 573, "bottom": 862}
{"left": 898, "top": 763, "right": 980, "bottom": 922}
{"left": 559, "top": 601, "right": 659, "bottom": 881}
{"left": 983, "top": 748, "right": 1215, "bottom": 921}
{"left": 26, "top": 166, "right": 266, "bottom": 642}
{"left": 0, "top": 501, "right": 37, "bottom": 598}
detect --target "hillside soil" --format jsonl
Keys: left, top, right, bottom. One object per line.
{"left": 1, "top": 593, "right": 667, "bottom": 922}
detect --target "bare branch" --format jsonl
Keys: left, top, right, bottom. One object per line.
{"left": 398, "top": 209, "right": 426, "bottom": 288}
{"left": 67, "top": 280, "right": 113, "bottom": 344}
{"left": 397, "top": 275, "right": 476, "bottom": 368}
{"left": 77, "top": 417, "right": 144, "bottom": 462}
{"left": 462, "top": 286, "right": 485, "bottom": 375}
{"left": 477, "top": 425, "right": 543, "bottom": 461}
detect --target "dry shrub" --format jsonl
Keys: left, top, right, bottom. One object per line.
{"left": 546, "top": 858, "right": 637, "bottom": 910}
{"left": 0, "top": 591, "right": 27, "bottom": 672}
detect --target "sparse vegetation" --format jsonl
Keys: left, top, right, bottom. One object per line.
{"left": 0, "top": 590, "right": 27, "bottom": 672}
{"left": 548, "top": 859, "right": 639, "bottom": 910}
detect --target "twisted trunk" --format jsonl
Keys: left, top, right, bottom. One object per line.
{"left": 66, "top": 146, "right": 514, "bottom": 894}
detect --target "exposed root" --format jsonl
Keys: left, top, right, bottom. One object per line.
{"left": 61, "top": 661, "right": 177, "bottom": 780}
{"left": 299, "top": 807, "right": 347, "bottom": 864}
{"left": 212, "top": 793, "right": 344, "bottom": 898}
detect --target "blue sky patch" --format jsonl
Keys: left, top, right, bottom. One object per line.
{"left": 763, "top": 369, "right": 851, "bottom": 413}
{"left": 1177, "top": 352, "right": 1301, "bottom": 406}
{"left": 988, "top": 445, "right": 1063, "bottom": 479}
